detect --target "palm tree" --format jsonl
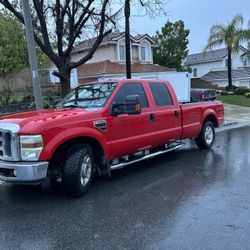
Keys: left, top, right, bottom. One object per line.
{"left": 204, "top": 14, "right": 249, "bottom": 91}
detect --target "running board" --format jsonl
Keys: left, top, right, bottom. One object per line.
{"left": 110, "top": 143, "right": 184, "bottom": 171}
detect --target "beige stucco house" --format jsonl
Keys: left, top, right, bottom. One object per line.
{"left": 71, "top": 32, "right": 173, "bottom": 84}
{"left": 72, "top": 32, "right": 157, "bottom": 64}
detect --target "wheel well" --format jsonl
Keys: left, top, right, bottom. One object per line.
{"left": 50, "top": 137, "right": 106, "bottom": 175}
{"left": 203, "top": 114, "right": 218, "bottom": 128}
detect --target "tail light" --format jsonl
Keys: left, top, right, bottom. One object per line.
{"left": 199, "top": 91, "right": 205, "bottom": 101}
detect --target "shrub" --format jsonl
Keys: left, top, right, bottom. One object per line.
{"left": 225, "top": 85, "right": 237, "bottom": 91}
{"left": 216, "top": 89, "right": 223, "bottom": 94}
{"left": 234, "top": 87, "right": 249, "bottom": 95}
{"left": 245, "top": 92, "right": 250, "bottom": 98}
{"left": 0, "top": 87, "right": 11, "bottom": 108}
{"left": 23, "top": 94, "right": 34, "bottom": 102}
{"left": 220, "top": 90, "right": 229, "bottom": 95}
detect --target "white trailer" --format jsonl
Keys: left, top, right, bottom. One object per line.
{"left": 99, "top": 71, "right": 190, "bottom": 103}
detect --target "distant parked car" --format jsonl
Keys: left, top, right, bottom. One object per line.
{"left": 191, "top": 88, "right": 216, "bottom": 102}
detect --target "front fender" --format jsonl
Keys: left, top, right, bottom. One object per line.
{"left": 39, "top": 127, "right": 108, "bottom": 161}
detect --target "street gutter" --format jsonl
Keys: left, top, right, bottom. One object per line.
{"left": 216, "top": 121, "right": 250, "bottom": 133}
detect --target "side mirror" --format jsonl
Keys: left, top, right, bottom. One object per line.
{"left": 110, "top": 95, "right": 141, "bottom": 116}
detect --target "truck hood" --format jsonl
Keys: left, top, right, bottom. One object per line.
{"left": 0, "top": 108, "right": 97, "bottom": 134}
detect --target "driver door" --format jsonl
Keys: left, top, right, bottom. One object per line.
{"left": 106, "top": 82, "right": 154, "bottom": 159}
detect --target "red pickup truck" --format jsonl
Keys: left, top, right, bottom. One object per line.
{"left": 0, "top": 80, "right": 224, "bottom": 197}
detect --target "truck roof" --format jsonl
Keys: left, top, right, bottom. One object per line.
{"left": 95, "top": 79, "right": 171, "bottom": 84}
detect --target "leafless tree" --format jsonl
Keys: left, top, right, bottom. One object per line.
{"left": 0, "top": 0, "right": 116, "bottom": 96}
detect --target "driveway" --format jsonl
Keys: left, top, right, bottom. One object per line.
{"left": 224, "top": 103, "right": 250, "bottom": 124}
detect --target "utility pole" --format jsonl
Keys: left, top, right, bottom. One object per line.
{"left": 22, "top": 0, "right": 44, "bottom": 110}
{"left": 125, "top": 0, "right": 131, "bottom": 79}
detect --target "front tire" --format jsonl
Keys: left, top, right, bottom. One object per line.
{"left": 62, "top": 144, "right": 94, "bottom": 197}
{"left": 195, "top": 121, "right": 215, "bottom": 149}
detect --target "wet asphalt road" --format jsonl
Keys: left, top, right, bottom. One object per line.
{"left": 0, "top": 126, "right": 250, "bottom": 250}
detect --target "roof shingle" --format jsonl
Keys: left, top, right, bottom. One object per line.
{"left": 77, "top": 60, "right": 174, "bottom": 78}
{"left": 202, "top": 67, "right": 250, "bottom": 81}
{"left": 185, "top": 48, "right": 228, "bottom": 65}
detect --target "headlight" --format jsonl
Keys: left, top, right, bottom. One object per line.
{"left": 20, "top": 135, "right": 43, "bottom": 161}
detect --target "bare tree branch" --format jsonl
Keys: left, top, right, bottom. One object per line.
{"left": 32, "top": 0, "right": 55, "bottom": 57}
{"left": 71, "top": 0, "right": 112, "bottom": 69}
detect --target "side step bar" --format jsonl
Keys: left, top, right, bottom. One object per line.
{"left": 110, "top": 143, "right": 184, "bottom": 171}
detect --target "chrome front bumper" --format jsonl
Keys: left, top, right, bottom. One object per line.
{"left": 0, "top": 160, "right": 48, "bottom": 184}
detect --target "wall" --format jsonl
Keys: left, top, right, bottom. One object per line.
{"left": 212, "top": 79, "right": 250, "bottom": 88}
{"left": 0, "top": 67, "right": 58, "bottom": 94}
{"left": 231, "top": 52, "right": 244, "bottom": 68}
{"left": 72, "top": 44, "right": 117, "bottom": 63}
{"left": 190, "top": 60, "right": 223, "bottom": 78}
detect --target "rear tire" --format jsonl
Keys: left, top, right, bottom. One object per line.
{"left": 195, "top": 121, "right": 215, "bottom": 149}
{"left": 62, "top": 144, "right": 94, "bottom": 197}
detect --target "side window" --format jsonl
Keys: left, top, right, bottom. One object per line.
{"left": 113, "top": 83, "right": 149, "bottom": 108}
{"left": 149, "top": 83, "right": 173, "bottom": 106}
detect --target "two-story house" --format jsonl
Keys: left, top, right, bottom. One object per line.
{"left": 185, "top": 46, "right": 250, "bottom": 88}
{"left": 71, "top": 32, "right": 174, "bottom": 84}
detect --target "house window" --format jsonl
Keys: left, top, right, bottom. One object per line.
{"left": 193, "top": 68, "right": 197, "bottom": 77}
{"left": 141, "top": 46, "right": 150, "bottom": 61}
{"left": 119, "top": 44, "right": 125, "bottom": 61}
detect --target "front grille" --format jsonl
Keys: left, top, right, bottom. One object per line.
{"left": 0, "top": 130, "right": 12, "bottom": 159}
{"left": 0, "top": 123, "right": 20, "bottom": 161}
{"left": 0, "top": 129, "right": 20, "bottom": 161}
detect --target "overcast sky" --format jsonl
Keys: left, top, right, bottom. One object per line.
{"left": 128, "top": 0, "right": 250, "bottom": 54}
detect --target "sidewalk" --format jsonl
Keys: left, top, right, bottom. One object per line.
{"left": 223, "top": 103, "right": 250, "bottom": 125}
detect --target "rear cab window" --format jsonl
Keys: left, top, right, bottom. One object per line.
{"left": 112, "top": 82, "right": 149, "bottom": 109}
{"left": 149, "top": 82, "right": 173, "bottom": 107}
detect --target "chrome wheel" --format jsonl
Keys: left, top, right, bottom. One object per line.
{"left": 80, "top": 154, "right": 92, "bottom": 186}
{"left": 205, "top": 126, "right": 213, "bottom": 145}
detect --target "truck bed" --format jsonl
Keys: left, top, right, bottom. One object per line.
{"left": 180, "top": 100, "right": 224, "bottom": 139}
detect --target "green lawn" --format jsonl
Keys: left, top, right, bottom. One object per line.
{"left": 217, "top": 95, "right": 250, "bottom": 107}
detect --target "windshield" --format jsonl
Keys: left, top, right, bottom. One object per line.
{"left": 57, "top": 82, "right": 118, "bottom": 109}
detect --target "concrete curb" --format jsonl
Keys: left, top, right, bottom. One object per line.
{"left": 216, "top": 121, "right": 250, "bottom": 133}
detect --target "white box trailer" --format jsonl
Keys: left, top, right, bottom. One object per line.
{"left": 99, "top": 71, "right": 190, "bottom": 103}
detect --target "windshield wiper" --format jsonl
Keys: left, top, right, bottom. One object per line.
{"left": 63, "top": 104, "right": 82, "bottom": 108}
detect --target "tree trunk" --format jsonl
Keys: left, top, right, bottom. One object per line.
{"left": 227, "top": 49, "right": 233, "bottom": 91}
{"left": 125, "top": 0, "right": 131, "bottom": 79}
{"left": 59, "top": 72, "right": 71, "bottom": 97}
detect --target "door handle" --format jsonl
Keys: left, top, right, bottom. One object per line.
{"left": 174, "top": 110, "right": 179, "bottom": 118}
{"left": 149, "top": 113, "right": 154, "bottom": 122}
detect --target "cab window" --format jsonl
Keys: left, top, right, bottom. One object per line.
{"left": 113, "top": 83, "right": 149, "bottom": 108}
{"left": 149, "top": 83, "right": 173, "bottom": 106}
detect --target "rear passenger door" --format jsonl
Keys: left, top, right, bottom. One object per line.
{"left": 149, "top": 82, "right": 182, "bottom": 147}
{"left": 106, "top": 82, "right": 154, "bottom": 158}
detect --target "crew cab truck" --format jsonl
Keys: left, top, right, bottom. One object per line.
{"left": 0, "top": 80, "right": 224, "bottom": 197}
